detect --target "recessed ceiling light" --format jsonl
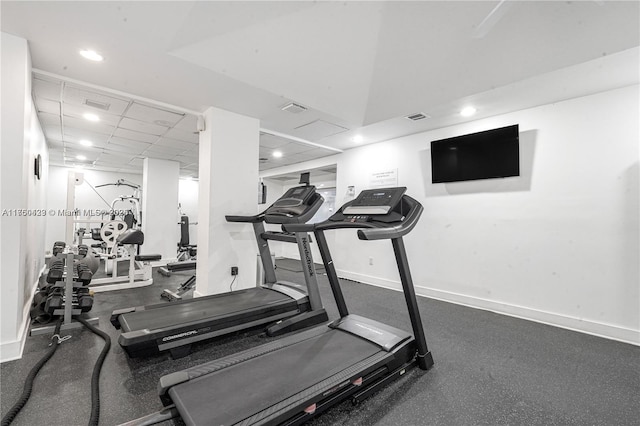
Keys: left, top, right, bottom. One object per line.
{"left": 351, "top": 135, "right": 364, "bottom": 143}
{"left": 460, "top": 106, "right": 477, "bottom": 117}
{"left": 79, "top": 49, "right": 103, "bottom": 62}
{"left": 273, "top": 151, "right": 283, "bottom": 158}
{"left": 83, "top": 113, "right": 100, "bottom": 122}
{"left": 76, "top": 155, "right": 87, "bottom": 161}
{"left": 80, "top": 139, "right": 93, "bottom": 146}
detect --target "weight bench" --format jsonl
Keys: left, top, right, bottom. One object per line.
{"left": 158, "top": 260, "right": 196, "bottom": 277}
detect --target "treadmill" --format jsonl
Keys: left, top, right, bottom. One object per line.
{"left": 126, "top": 187, "right": 434, "bottom": 425}
{"left": 110, "top": 184, "right": 329, "bottom": 358}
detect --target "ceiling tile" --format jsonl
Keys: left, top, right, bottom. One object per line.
{"left": 64, "top": 141, "right": 105, "bottom": 154}
{"left": 112, "top": 128, "right": 160, "bottom": 143}
{"left": 154, "top": 137, "right": 197, "bottom": 150}
{"left": 164, "top": 127, "right": 198, "bottom": 143}
{"left": 63, "top": 129, "right": 111, "bottom": 145}
{"left": 110, "top": 137, "right": 153, "bottom": 153}
{"left": 62, "top": 103, "right": 122, "bottom": 126}
{"left": 279, "top": 141, "right": 314, "bottom": 155}
{"left": 125, "top": 102, "right": 185, "bottom": 126}
{"left": 98, "top": 152, "right": 136, "bottom": 163}
{"left": 259, "top": 133, "right": 290, "bottom": 149}
{"left": 62, "top": 85, "right": 130, "bottom": 115}
{"left": 32, "top": 77, "right": 61, "bottom": 101}
{"left": 63, "top": 115, "right": 117, "bottom": 135}
{"left": 128, "top": 157, "right": 145, "bottom": 167}
{"left": 119, "top": 117, "right": 168, "bottom": 136}
{"left": 35, "top": 97, "right": 60, "bottom": 115}
{"left": 105, "top": 142, "right": 147, "bottom": 155}
{"left": 38, "top": 112, "right": 61, "bottom": 127}
{"left": 293, "top": 119, "right": 349, "bottom": 141}
{"left": 144, "top": 144, "right": 185, "bottom": 155}
{"left": 173, "top": 114, "right": 199, "bottom": 131}
{"left": 43, "top": 125, "right": 63, "bottom": 141}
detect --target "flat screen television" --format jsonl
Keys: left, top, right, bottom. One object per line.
{"left": 430, "top": 124, "right": 519, "bottom": 183}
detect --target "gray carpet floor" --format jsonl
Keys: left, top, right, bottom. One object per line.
{"left": 1, "top": 259, "right": 638, "bottom": 426}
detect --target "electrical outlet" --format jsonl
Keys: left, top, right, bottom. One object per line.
{"left": 231, "top": 266, "right": 238, "bottom": 276}
{"left": 369, "top": 257, "right": 374, "bottom": 265}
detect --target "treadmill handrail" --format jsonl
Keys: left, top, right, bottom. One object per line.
{"left": 358, "top": 195, "right": 423, "bottom": 241}
{"left": 225, "top": 212, "right": 265, "bottom": 223}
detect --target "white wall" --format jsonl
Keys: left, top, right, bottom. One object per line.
{"left": 1, "top": 33, "right": 49, "bottom": 362}
{"left": 266, "top": 85, "right": 640, "bottom": 345}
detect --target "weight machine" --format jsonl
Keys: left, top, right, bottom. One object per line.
{"left": 65, "top": 171, "right": 159, "bottom": 292}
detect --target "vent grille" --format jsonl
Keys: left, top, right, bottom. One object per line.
{"left": 84, "top": 99, "right": 111, "bottom": 111}
{"left": 281, "top": 102, "right": 307, "bottom": 114}
{"left": 405, "top": 112, "right": 430, "bottom": 121}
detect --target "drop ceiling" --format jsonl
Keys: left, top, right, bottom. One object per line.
{"left": 3, "top": 1, "right": 639, "bottom": 178}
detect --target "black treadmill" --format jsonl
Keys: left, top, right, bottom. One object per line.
{"left": 127, "top": 187, "right": 434, "bottom": 425}
{"left": 110, "top": 184, "right": 329, "bottom": 358}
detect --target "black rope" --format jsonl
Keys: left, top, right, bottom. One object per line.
{"left": 76, "top": 317, "right": 111, "bottom": 426}
{"left": 1, "top": 318, "right": 111, "bottom": 426}
{"left": 1, "top": 318, "right": 63, "bottom": 426}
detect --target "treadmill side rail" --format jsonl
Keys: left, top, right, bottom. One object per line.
{"left": 329, "top": 314, "right": 412, "bottom": 352}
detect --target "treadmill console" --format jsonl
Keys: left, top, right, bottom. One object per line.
{"left": 343, "top": 187, "right": 406, "bottom": 215}
{"left": 264, "top": 185, "right": 322, "bottom": 224}
{"left": 271, "top": 185, "right": 316, "bottom": 209}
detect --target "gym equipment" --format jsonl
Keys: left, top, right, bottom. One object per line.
{"left": 31, "top": 249, "right": 99, "bottom": 336}
{"left": 89, "top": 229, "right": 161, "bottom": 293}
{"left": 160, "top": 261, "right": 197, "bottom": 301}
{"left": 126, "top": 187, "right": 433, "bottom": 425}
{"left": 158, "top": 214, "right": 197, "bottom": 277}
{"left": 110, "top": 183, "right": 329, "bottom": 359}
{"left": 95, "top": 178, "right": 143, "bottom": 228}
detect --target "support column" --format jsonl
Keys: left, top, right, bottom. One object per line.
{"left": 142, "top": 158, "right": 179, "bottom": 259}
{"left": 196, "top": 107, "right": 259, "bottom": 296}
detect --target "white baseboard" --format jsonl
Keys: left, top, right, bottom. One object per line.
{"left": 0, "top": 265, "right": 45, "bottom": 363}
{"left": 337, "top": 270, "right": 640, "bottom": 346}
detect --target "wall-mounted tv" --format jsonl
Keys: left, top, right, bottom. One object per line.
{"left": 430, "top": 124, "right": 519, "bottom": 183}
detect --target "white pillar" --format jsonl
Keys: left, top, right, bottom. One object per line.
{"left": 196, "top": 107, "right": 259, "bottom": 296}
{"left": 1, "top": 33, "right": 32, "bottom": 360}
{"left": 142, "top": 158, "right": 180, "bottom": 258}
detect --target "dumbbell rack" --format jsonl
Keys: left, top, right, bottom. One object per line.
{"left": 31, "top": 250, "right": 99, "bottom": 336}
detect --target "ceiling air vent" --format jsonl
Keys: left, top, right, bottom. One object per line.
{"left": 281, "top": 102, "right": 307, "bottom": 114}
{"left": 259, "top": 157, "right": 269, "bottom": 163}
{"left": 405, "top": 112, "right": 430, "bottom": 121}
{"left": 84, "top": 99, "right": 111, "bottom": 111}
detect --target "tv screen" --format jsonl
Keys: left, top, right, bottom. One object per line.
{"left": 431, "top": 124, "right": 519, "bottom": 183}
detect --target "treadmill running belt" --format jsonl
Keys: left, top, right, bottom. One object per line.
{"left": 120, "top": 288, "right": 296, "bottom": 332}
{"left": 169, "top": 329, "right": 383, "bottom": 426}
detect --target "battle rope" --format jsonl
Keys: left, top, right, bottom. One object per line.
{"left": 1, "top": 318, "right": 64, "bottom": 426}
{"left": 77, "top": 317, "right": 111, "bottom": 426}
{"left": 1, "top": 318, "right": 111, "bottom": 426}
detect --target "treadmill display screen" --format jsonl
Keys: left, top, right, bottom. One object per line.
{"left": 343, "top": 187, "right": 406, "bottom": 215}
